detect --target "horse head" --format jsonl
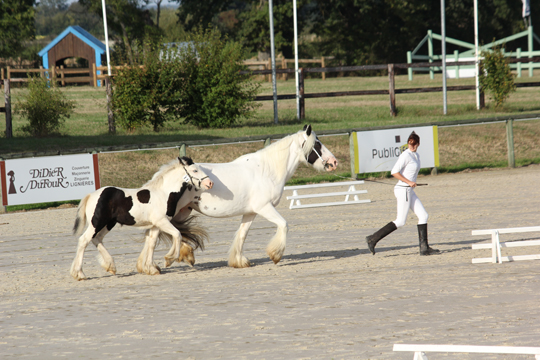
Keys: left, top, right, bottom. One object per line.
{"left": 300, "top": 124, "right": 338, "bottom": 172}
{"left": 179, "top": 157, "right": 214, "bottom": 190}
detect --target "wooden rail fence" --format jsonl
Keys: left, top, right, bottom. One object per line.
{"left": 242, "top": 57, "right": 540, "bottom": 118}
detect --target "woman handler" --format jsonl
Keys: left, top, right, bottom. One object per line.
{"left": 365, "top": 132, "right": 439, "bottom": 256}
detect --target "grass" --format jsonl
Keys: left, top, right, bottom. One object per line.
{"left": 1, "top": 72, "right": 540, "bottom": 212}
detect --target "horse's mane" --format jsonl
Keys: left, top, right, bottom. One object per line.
{"left": 240, "top": 130, "right": 316, "bottom": 181}
{"left": 143, "top": 158, "right": 184, "bottom": 189}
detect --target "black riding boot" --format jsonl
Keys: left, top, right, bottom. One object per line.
{"left": 418, "top": 223, "right": 440, "bottom": 255}
{"left": 366, "top": 222, "right": 397, "bottom": 255}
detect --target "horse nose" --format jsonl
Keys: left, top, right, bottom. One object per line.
{"left": 326, "top": 157, "right": 338, "bottom": 171}
{"left": 206, "top": 180, "right": 214, "bottom": 189}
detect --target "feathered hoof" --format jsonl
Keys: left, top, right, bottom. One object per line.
{"left": 178, "top": 245, "right": 195, "bottom": 267}
{"left": 164, "top": 256, "right": 175, "bottom": 268}
{"left": 106, "top": 265, "right": 117, "bottom": 275}
{"left": 267, "top": 248, "right": 284, "bottom": 264}
{"left": 71, "top": 270, "right": 87, "bottom": 281}
{"left": 228, "top": 256, "right": 251, "bottom": 268}
{"left": 145, "top": 264, "right": 161, "bottom": 275}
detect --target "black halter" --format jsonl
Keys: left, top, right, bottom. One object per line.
{"left": 302, "top": 133, "right": 327, "bottom": 167}
{"left": 182, "top": 166, "right": 209, "bottom": 191}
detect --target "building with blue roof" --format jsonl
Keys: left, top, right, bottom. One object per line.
{"left": 38, "top": 26, "right": 107, "bottom": 86}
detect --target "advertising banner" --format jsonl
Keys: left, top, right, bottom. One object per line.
{"left": 351, "top": 126, "right": 439, "bottom": 174}
{"left": 1, "top": 154, "right": 100, "bottom": 206}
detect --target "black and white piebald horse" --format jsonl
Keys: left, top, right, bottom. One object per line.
{"left": 70, "top": 156, "right": 213, "bottom": 281}
{"left": 157, "top": 125, "right": 339, "bottom": 268}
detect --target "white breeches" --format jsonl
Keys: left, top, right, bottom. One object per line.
{"left": 392, "top": 186, "right": 428, "bottom": 228}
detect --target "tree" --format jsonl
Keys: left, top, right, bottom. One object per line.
{"left": 112, "top": 41, "right": 186, "bottom": 132}
{"left": 0, "top": 0, "right": 36, "bottom": 59}
{"left": 479, "top": 44, "right": 515, "bottom": 107}
{"left": 178, "top": 28, "right": 261, "bottom": 128}
{"left": 79, "top": 0, "right": 161, "bottom": 64}
{"left": 35, "top": 0, "right": 104, "bottom": 40}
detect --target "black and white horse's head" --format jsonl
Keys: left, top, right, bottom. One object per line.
{"left": 300, "top": 124, "right": 338, "bottom": 172}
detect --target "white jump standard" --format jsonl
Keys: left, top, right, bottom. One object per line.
{"left": 471, "top": 226, "right": 540, "bottom": 264}
{"left": 393, "top": 343, "right": 540, "bottom": 359}
{"left": 284, "top": 180, "right": 370, "bottom": 209}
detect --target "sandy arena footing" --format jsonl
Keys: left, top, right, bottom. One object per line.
{"left": 1, "top": 165, "right": 540, "bottom": 359}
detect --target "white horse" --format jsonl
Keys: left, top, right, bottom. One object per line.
{"left": 70, "top": 156, "right": 213, "bottom": 281}
{"left": 162, "top": 124, "right": 338, "bottom": 268}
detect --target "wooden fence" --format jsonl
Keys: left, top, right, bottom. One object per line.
{"left": 0, "top": 58, "right": 329, "bottom": 88}
{"left": 1, "top": 66, "right": 94, "bottom": 86}
{"left": 242, "top": 57, "right": 540, "bottom": 118}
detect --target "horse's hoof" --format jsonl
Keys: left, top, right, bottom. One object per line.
{"left": 107, "top": 265, "right": 117, "bottom": 275}
{"left": 178, "top": 246, "right": 195, "bottom": 267}
{"left": 228, "top": 257, "right": 251, "bottom": 268}
{"left": 72, "top": 271, "right": 86, "bottom": 281}
{"left": 164, "top": 257, "right": 174, "bottom": 267}
{"left": 145, "top": 265, "right": 161, "bottom": 275}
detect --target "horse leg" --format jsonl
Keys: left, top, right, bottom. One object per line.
{"left": 137, "top": 227, "right": 161, "bottom": 275}
{"left": 228, "top": 213, "right": 256, "bottom": 268}
{"left": 257, "top": 204, "right": 288, "bottom": 264}
{"left": 91, "top": 228, "right": 116, "bottom": 276}
{"left": 70, "top": 227, "right": 96, "bottom": 281}
{"left": 155, "top": 219, "right": 182, "bottom": 268}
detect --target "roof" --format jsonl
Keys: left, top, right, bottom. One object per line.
{"left": 38, "top": 26, "right": 107, "bottom": 57}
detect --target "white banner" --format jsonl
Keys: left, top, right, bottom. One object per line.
{"left": 351, "top": 126, "right": 439, "bottom": 174}
{"left": 1, "top": 154, "right": 100, "bottom": 206}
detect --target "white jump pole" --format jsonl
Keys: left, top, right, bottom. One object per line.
{"left": 441, "top": 0, "right": 447, "bottom": 115}
{"left": 101, "top": 0, "right": 111, "bottom": 77}
{"left": 268, "top": 0, "right": 278, "bottom": 124}
{"left": 293, "top": 0, "right": 300, "bottom": 120}
{"left": 474, "top": 0, "right": 480, "bottom": 110}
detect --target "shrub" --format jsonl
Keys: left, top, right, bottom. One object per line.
{"left": 479, "top": 44, "right": 516, "bottom": 107}
{"left": 15, "top": 76, "right": 75, "bottom": 137}
{"left": 112, "top": 40, "right": 186, "bottom": 132}
{"left": 178, "top": 27, "right": 261, "bottom": 128}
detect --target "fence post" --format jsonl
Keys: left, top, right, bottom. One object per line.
{"left": 299, "top": 68, "right": 305, "bottom": 119}
{"left": 93, "top": 63, "right": 97, "bottom": 87}
{"left": 480, "top": 90, "right": 485, "bottom": 109}
{"left": 407, "top": 51, "right": 413, "bottom": 81}
{"left": 179, "top": 144, "right": 186, "bottom": 157}
{"left": 7, "top": 66, "right": 10, "bottom": 81}
{"left": 506, "top": 119, "right": 515, "bottom": 168}
{"left": 0, "top": 68, "right": 3, "bottom": 90}
{"left": 388, "top": 64, "right": 396, "bottom": 117}
{"left": 428, "top": 30, "right": 434, "bottom": 80}
{"left": 517, "top": 48, "right": 522, "bottom": 78}
{"left": 105, "top": 77, "right": 115, "bottom": 134}
{"left": 321, "top": 57, "right": 326, "bottom": 80}
{"left": 528, "top": 25, "right": 533, "bottom": 77}
{"left": 281, "top": 57, "right": 287, "bottom": 81}
{"left": 4, "top": 79, "right": 12, "bottom": 139}
{"left": 60, "top": 65, "right": 65, "bottom": 86}
{"left": 454, "top": 50, "right": 460, "bottom": 79}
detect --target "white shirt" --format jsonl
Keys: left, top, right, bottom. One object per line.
{"left": 391, "top": 149, "right": 421, "bottom": 186}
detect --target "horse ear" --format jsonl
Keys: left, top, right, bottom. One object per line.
{"left": 178, "top": 156, "right": 194, "bottom": 166}
{"left": 305, "top": 124, "right": 312, "bottom": 137}
{"left": 303, "top": 124, "right": 308, "bottom": 131}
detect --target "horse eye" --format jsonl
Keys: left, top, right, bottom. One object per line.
{"left": 194, "top": 170, "right": 198, "bottom": 173}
